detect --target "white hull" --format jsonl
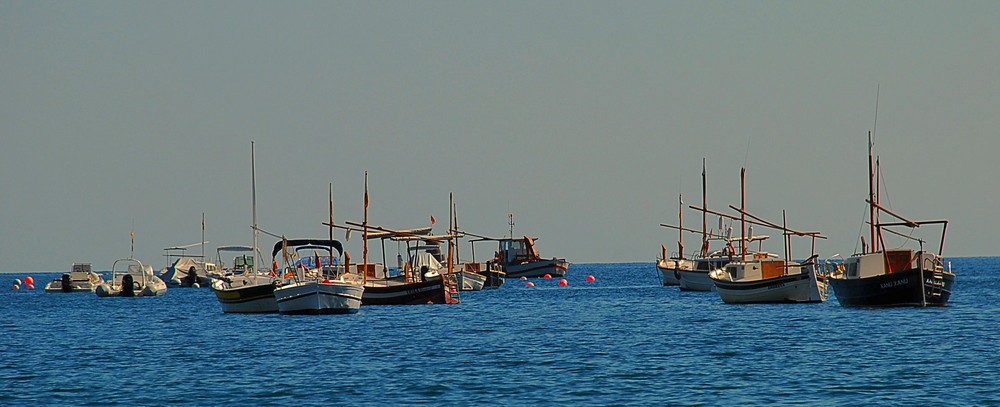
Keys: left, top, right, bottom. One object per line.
{"left": 446, "top": 271, "right": 486, "bottom": 291}
{"left": 656, "top": 258, "right": 693, "bottom": 286}
{"left": 678, "top": 269, "right": 715, "bottom": 291}
{"left": 713, "top": 275, "right": 823, "bottom": 304}
{"left": 274, "top": 281, "right": 364, "bottom": 315}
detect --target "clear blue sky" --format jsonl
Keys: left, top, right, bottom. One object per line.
{"left": 2, "top": 1, "right": 997, "bottom": 272}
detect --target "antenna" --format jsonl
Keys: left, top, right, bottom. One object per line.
{"left": 873, "top": 83, "right": 880, "bottom": 144}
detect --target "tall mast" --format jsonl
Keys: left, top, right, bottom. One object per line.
{"left": 330, "top": 182, "right": 333, "bottom": 256}
{"left": 363, "top": 171, "right": 369, "bottom": 283}
{"left": 448, "top": 192, "right": 454, "bottom": 275}
{"left": 201, "top": 212, "right": 206, "bottom": 265}
{"left": 868, "top": 131, "right": 876, "bottom": 253}
{"left": 740, "top": 167, "right": 746, "bottom": 262}
{"left": 251, "top": 141, "right": 259, "bottom": 274}
{"left": 701, "top": 158, "right": 708, "bottom": 257}
{"left": 678, "top": 193, "right": 684, "bottom": 259}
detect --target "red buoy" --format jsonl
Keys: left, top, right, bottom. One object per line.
{"left": 26, "top": 284, "right": 35, "bottom": 290}
{"left": 557, "top": 278, "right": 568, "bottom": 287}
{"left": 24, "top": 276, "right": 34, "bottom": 285}
{"left": 586, "top": 275, "right": 596, "bottom": 282}
{"left": 543, "top": 274, "right": 552, "bottom": 279}
{"left": 525, "top": 282, "right": 535, "bottom": 287}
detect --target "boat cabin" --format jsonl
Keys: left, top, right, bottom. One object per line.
{"left": 497, "top": 236, "right": 541, "bottom": 266}
{"left": 843, "top": 249, "right": 918, "bottom": 279}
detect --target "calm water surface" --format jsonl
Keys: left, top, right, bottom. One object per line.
{"left": 3, "top": 258, "right": 998, "bottom": 405}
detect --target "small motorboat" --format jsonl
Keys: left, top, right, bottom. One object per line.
{"left": 45, "top": 263, "right": 105, "bottom": 293}
{"left": 95, "top": 258, "right": 167, "bottom": 297}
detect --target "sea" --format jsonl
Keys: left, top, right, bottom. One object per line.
{"left": 2, "top": 258, "right": 998, "bottom": 406}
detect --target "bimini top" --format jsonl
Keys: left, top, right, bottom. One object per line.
{"left": 271, "top": 239, "right": 344, "bottom": 259}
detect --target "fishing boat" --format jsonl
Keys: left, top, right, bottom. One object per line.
{"left": 272, "top": 239, "right": 364, "bottom": 315}
{"left": 45, "top": 263, "right": 105, "bottom": 293}
{"left": 672, "top": 158, "right": 745, "bottom": 292}
{"left": 827, "top": 131, "right": 954, "bottom": 307}
{"left": 95, "top": 258, "right": 167, "bottom": 297}
{"left": 392, "top": 236, "right": 487, "bottom": 292}
{"left": 706, "top": 168, "right": 829, "bottom": 303}
{"left": 657, "top": 194, "right": 695, "bottom": 286}
{"left": 210, "top": 141, "right": 280, "bottom": 313}
{"left": 323, "top": 173, "right": 460, "bottom": 305}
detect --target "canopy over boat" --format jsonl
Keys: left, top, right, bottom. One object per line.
{"left": 271, "top": 239, "right": 344, "bottom": 258}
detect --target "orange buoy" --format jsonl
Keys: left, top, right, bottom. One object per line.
{"left": 557, "top": 278, "right": 568, "bottom": 286}
{"left": 26, "top": 284, "right": 35, "bottom": 289}
{"left": 543, "top": 274, "right": 552, "bottom": 279}
{"left": 586, "top": 275, "right": 596, "bottom": 282}
{"left": 11, "top": 284, "right": 19, "bottom": 290}
{"left": 24, "top": 276, "right": 34, "bottom": 285}
{"left": 525, "top": 282, "right": 535, "bottom": 287}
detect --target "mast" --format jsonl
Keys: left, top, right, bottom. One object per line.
{"left": 452, "top": 195, "right": 460, "bottom": 265}
{"left": 448, "top": 193, "right": 454, "bottom": 276}
{"left": 677, "top": 193, "right": 684, "bottom": 259}
{"left": 701, "top": 158, "right": 708, "bottom": 257}
{"left": 740, "top": 167, "right": 746, "bottom": 262}
{"left": 250, "top": 141, "right": 259, "bottom": 274}
{"left": 201, "top": 212, "right": 206, "bottom": 266}
{"left": 363, "top": 171, "right": 369, "bottom": 284}
{"left": 329, "top": 183, "right": 334, "bottom": 257}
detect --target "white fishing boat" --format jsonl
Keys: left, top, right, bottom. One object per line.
{"left": 45, "top": 263, "right": 105, "bottom": 293}
{"left": 211, "top": 141, "right": 279, "bottom": 313}
{"left": 710, "top": 255, "right": 827, "bottom": 303}
{"left": 678, "top": 253, "right": 732, "bottom": 291}
{"left": 95, "top": 258, "right": 167, "bottom": 297}
{"left": 657, "top": 193, "right": 695, "bottom": 286}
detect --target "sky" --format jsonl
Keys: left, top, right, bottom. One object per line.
{"left": 2, "top": 1, "right": 998, "bottom": 272}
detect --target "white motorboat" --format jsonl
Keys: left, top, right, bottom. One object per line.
{"left": 274, "top": 274, "right": 364, "bottom": 315}
{"left": 272, "top": 238, "right": 365, "bottom": 315}
{"left": 45, "top": 263, "right": 105, "bottom": 293}
{"left": 95, "top": 258, "right": 167, "bottom": 297}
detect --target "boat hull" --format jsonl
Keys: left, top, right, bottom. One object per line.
{"left": 45, "top": 276, "right": 103, "bottom": 293}
{"left": 712, "top": 272, "right": 823, "bottom": 304}
{"left": 211, "top": 277, "right": 279, "bottom": 313}
{"left": 678, "top": 269, "right": 714, "bottom": 292}
{"left": 504, "top": 258, "right": 569, "bottom": 279}
{"left": 656, "top": 259, "right": 680, "bottom": 286}
{"left": 829, "top": 267, "right": 954, "bottom": 307}
{"left": 275, "top": 281, "right": 364, "bottom": 315}
{"left": 445, "top": 271, "right": 487, "bottom": 291}
{"left": 361, "top": 278, "right": 458, "bottom": 305}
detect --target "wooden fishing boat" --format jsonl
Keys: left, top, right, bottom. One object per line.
{"left": 323, "top": 173, "right": 460, "bottom": 305}
{"left": 706, "top": 168, "right": 829, "bottom": 304}
{"left": 827, "top": 131, "right": 953, "bottom": 307}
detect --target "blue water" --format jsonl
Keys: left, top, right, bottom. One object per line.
{"left": 3, "top": 258, "right": 998, "bottom": 406}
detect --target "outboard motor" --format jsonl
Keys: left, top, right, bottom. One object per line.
{"left": 61, "top": 273, "right": 72, "bottom": 293}
{"left": 183, "top": 266, "right": 197, "bottom": 287}
{"left": 121, "top": 274, "right": 136, "bottom": 297}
